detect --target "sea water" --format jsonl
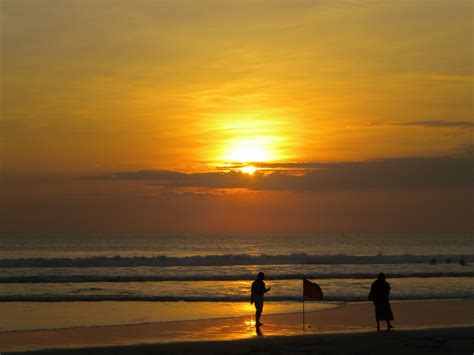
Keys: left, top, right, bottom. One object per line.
{"left": 1, "top": 234, "right": 472, "bottom": 330}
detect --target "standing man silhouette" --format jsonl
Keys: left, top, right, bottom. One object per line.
{"left": 251, "top": 272, "right": 270, "bottom": 326}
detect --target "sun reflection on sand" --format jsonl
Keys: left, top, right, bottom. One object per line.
{"left": 244, "top": 319, "right": 256, "bottom": 327}
{"left": 243, "top": 319, "right": 259, "bottom": 336}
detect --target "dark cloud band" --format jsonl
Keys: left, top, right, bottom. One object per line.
{"left": 90, "top": 157, "right": 474, "bottom": 191}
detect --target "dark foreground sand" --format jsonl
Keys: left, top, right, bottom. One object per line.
{"left": 1, "top": 299, "right": 473, "bottom": 354}
{"left": 12, "top": 327, "right": 474, "bottom": 355}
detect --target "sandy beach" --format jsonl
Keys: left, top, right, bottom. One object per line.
{"left": 8, "top": 327, "right": 473, "bottom": 355}
{"left": 1, "top": 299, "right": 473, "bottom": 354}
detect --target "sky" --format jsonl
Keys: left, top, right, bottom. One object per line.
{"left": 1, "top": 0, "right": 473, "bottom": 235}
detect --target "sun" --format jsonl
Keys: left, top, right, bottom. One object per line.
{"left": 225, "top": 140, "right": 270, "bottom": 163}
{"left": 241, "top": 165, "right": 257, "bottom": 175}
{"left": 224, "top": 140, "right": 271, "bottom": 175}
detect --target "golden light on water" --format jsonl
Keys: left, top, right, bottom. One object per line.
{"left": 244, "top": 319, "right": 257, "bottom": 327}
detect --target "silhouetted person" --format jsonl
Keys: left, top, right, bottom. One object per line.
{"left": 368, "top": 273, "right": 394, "bottom": 331}
{"left": 429, "top": 258, "right": 436, "bottom": 265}
{"left": 250, "top": 272, "right": 270, "bottom": 327}
{"left": 446, "top": 258, "right": 451, "bottom": 264}
{"left": 460, "top": 258, "right": 466, "bottom": 266}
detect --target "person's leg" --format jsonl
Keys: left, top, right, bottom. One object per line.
{"left": 374, "top": 305, "right": 380, "bottom": 331}
{"left": 256, "top": 301, "right": 264, "bottom": 325}
{"left": 387, "top": 320, "right": 393, "bottom": 330}
{"left": 256, "top": 307, "right": 262, "bottom": 324}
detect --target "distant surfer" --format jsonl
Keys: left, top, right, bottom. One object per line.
{"left": 368, "top": 273, "right": 394, "bottom": 331}
{"left": 250, "top": 272, "right": 271, "bottom": 327}
{"left": 460, "top": 258, "right": 466, "bottom": 266}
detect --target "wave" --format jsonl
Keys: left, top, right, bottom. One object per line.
{"left": 1, "top": 271, "right": 473, "bottom": 283}
{"left": 0, "top": 294, "right": 472, "bottom": 302}
{"left": 0, "top": 253, "right": 471, "bottom": 268}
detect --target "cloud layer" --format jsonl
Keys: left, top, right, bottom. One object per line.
{"left": 92, "top": 157, "right": 473, "bottom": 191}
{"left": 389, "top": 121, "right": 474, "bottom": 128}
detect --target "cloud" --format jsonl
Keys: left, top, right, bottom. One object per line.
{"left": 90, "top": 157, "right": 473, "bottom": 191}
{"left": 389, "top": 121, "right": 474, "bottom": 128}
{"left": 452, "top": 144, "right": 474, "bottom": 158}
{"left": 349, "top": 121, "right": 474, "bottom": 130}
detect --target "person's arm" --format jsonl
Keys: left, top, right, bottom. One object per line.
{"left": 250, "top": 284, "right": 254, "bottom": 304}
{"left": 263, "top": 282, "right": 270, "bottom": 293}
{"left": 368, "top": 283, "right": 374, "bottom": 301}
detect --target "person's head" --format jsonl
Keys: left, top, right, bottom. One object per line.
{"left": 257, "top": 272, "right": 264, "bottom": 280}
{"left": 377, "top": 272, "right": 386, "bottom": 281}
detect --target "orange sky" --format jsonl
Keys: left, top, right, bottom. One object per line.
{"left": 1, "top": 0, "right": 473, "bottom": 235}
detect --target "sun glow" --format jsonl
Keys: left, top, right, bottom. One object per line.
{"left": 225, "top": 140, "right": 271, "bottom": 163}
{"left": 241, "top": 165, "right": 257, "bottom": 175}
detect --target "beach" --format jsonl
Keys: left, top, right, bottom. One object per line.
{"left": 2, "top": 299, "right": 473, "bottom": 354}
{"left": 9, "top": 328, "right": 473, "bottom": 355}
{"left": 1, "top": 235, "right": 473, "bottom": 354}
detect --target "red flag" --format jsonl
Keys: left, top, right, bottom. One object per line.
{"left": 303, "top": 278, "right": 323, "bottom": 300}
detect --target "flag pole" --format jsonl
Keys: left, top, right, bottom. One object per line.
{"left": 302, "top": 275, "right": 305, "bottom": 332}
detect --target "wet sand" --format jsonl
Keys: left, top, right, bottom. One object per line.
{"left": 1, "top": 299, "right": 473, "bottom": 354}
{"left": 10, "top": 327, "right": 474, "bottom": 355}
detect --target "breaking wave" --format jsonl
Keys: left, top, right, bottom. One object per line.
{"left": 0, "top": 253, "right": 471, "bottom": 268}
{"left": 0, "top": 294, "right": 472, "bottom": 302}
{"left": 1, "top": 271, "right": 473, "bottom": 283}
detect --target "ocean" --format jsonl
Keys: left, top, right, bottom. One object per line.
{"left": 1, "top": 234, "right": 473, "bottom": 330}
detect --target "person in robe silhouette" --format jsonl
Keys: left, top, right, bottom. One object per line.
{"left": 368, "top": 273, "right": 394, "bottom": 331}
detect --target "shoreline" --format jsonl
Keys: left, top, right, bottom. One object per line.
{"left": 0, "top": 300, "right": 341, "bottom": 332}
{"left": 1, "top": 299, "right": 473, "bottom": 353}
{"left": 1, "top": 298, "right": 470, "bottom": 332}
{"left": 1, "top": 297, "right": 471, "bottom": 332}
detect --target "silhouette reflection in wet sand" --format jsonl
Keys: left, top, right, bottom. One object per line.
{"left": 369, "top": 273, "right": 394, "bottom": 331}
{"left": 250, "top": 272, "right": 271, "bottom": 327}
